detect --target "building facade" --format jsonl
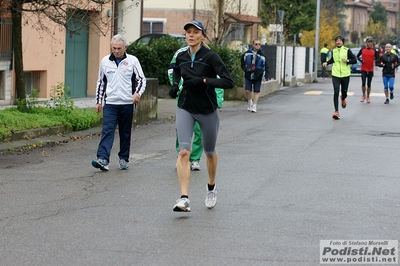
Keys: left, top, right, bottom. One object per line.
{"left": 0, "top": 0, "right": 142, "bottom": 105}
{"left": 142, "top": 0, "right": 261, "bottom": 48}
{"left": 343, "top": 0, "right": 399, "bottom": 44}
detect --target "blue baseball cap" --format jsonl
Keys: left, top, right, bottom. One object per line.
{"left": 184, "top": 20, "right": 206, "bottom": 33}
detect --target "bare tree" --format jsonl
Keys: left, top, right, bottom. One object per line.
{"left": 204, "top": 0, "right": 250, "bottom": 45}
{"left": 2, "top": 0, "right": 139, "bottom": 108}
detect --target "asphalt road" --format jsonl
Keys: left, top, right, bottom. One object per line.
{"left": 1, "top": 70, "right": 399, "bottom": 265}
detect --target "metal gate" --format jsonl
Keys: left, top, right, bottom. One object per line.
{"left": 0, "top": 10, "right": 12, "bottom": 61}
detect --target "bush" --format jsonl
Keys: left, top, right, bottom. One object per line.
{"left": 0, "top": 83, "right": 101, "bottom": 140}
{"left": 127, "top": 35, "right": 183, "bottom": 85}
{"left": 127, "top": 37, "right": 243, "bottom": 87}
{"left": 148, "top": 36, "right": 185, "bottom": 85}
{"left": 208, "top": 43, "right": 243, "bottom": 88}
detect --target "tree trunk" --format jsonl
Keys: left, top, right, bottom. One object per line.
{"left": 11, "top": 0, "right": 26, "bottom": 106}
{"left": 214, "top": 0, "right": 224, "bottom": 45}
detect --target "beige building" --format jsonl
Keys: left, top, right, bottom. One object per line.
{"left": 115, "top": 0, "right": 143, "bottom": 44}
{"left": 0, "top": 0, "right": 142, "bottom": 105}
{"left": 142, "top": 0, "right": 262, "bottom": 48}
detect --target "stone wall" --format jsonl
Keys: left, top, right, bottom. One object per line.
{"left": 224, "top": 79, "right": 280, "bottom": 100}
{"left": 134, "top": 78, "right": 158, "bottom": 124}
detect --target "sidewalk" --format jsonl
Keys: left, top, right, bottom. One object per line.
{"left": 0, "top": 96, "right": 246, "bottom": 152}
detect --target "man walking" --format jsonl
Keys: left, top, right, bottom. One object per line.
{"left": 357, "top": 37, "right": 379, "bottom": 103}
{"left": 322, "top": 36, "right": 357, "bottom": 120}
{"left": 241, "top": 39, "right": 269, "bottom": 113}
{"left": 92, "top": 34, "right": 146, "bottom": 171}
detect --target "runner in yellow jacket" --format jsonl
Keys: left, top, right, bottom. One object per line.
{"left": 322, "top": 36, "right": 357, "bottom": 120}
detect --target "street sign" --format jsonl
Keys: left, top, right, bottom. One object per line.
{"left": 269, "top": 24, "right": 282, "bottom": 32}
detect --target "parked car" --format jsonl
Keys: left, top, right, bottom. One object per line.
{"left": 132, "top": 33, "right": 186, "bottom": 46}
{"left": 350, "top": 47, "right": 362, "bottom": 74}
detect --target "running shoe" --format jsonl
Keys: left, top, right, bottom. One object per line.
{"left": 190, "top": 161, "right": 201, "bottom": 171}
{"left": 366, "top": 97, "right": 371, "bottom": 103}
{"left": 332, "top": 111, "right": 340, "bottom": 120}
{"left": 360, "top": 95, "right": 365, "bottom": 102}
{"left": 205, "top": 185, "right": 217, "bottom": 209}
{"left": 390, "top": 92, "right": 394, "bottom": 100}
{"left": 341, "top": 96, "right": 346, "bottom": 108}
{"left": 173, "top": 198, "right": 191, "bottom": 212}
{"left": 384, "top": 98, "right": 390, "bottom": 104}
{"left": 119, "top": 159, "right": 129, "bottom": 170}
{"left": 251, "top": 105, "right": 257, "bottom": 113}
{"left": 92, "top": 158, "right": 109, "bottom": 171}
{"left": 247, "top": 100, "right": 253, "bottom": 112}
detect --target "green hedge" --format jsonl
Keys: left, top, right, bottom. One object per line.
{"left": 127, "top": 36, "right": 243, "bottom": 87}
{"left": 0, "top": 106, "right": 100, "bottom": 140}
{"left": 0, "top": 86, "right": 101, "bottom": 140}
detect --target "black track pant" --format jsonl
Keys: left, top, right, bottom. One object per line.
{"left": 332, "top": 76, "right": 350, "bottom": 112}
{"left": 361, "top": 71, "right": 373, "bottom": 88}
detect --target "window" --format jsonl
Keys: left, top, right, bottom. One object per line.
{"left": 142, "top": 19, "right": 166, "bottom": 35}
{"left": 363, "top": 14, "right": 366, "bottom": 31}
{"left": 227, "top": 23, "right": 244, "bottom": 41}
{"left": 24, "top": 72, "right": 41, "bottom": 95}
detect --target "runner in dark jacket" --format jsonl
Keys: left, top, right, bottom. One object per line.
{"left": 377, "top": 43, "right": 400, "bottom": 104}
{"left": 169, "top": 20, "right": 234, "bottom": 212}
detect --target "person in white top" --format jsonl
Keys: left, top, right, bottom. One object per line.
{"left": 92, "top": 34, "right": 146, "bottom": 171}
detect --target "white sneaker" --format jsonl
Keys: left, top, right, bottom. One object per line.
{"left": 247, "top": 100, "right": 253, "bottom": 112}
{"left": 119, "top": 159, "right": 129, "bottom": 170}
{"left": 91, "top": 158, "right": 109, "bottom": 171}
{"left": 173, "top": 198, "right": 191, "bottom": 212}
{"left": 190, "top": 161, "right": 201, "bottom": 171}
{"left": 251, "top": 105, "right": 257, "bottom": 113}
{"left": 205, "top": 185, "right": 217, "bottom": 209}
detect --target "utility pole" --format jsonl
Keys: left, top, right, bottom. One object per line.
{"left": 278, "top": 10, "right": 285, "bottom": 86}
{"left": 313, "top": 0, "right": 321, "bottom": 82}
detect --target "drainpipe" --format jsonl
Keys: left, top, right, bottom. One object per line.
{"left": 193, "top": 0, "right": 196, "bottom": 20}
{"left": 140, "top": 0, "right": 143, "bottom": 35}
{"left": 113, "top": 0, "right": 118, "bottom": 35}
{"left": 313, "top": 0, "right": 320, "bottom": 82}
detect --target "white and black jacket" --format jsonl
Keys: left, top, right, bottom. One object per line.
{"left": 95, "top": 53, "right": 146, "bottom": 105}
